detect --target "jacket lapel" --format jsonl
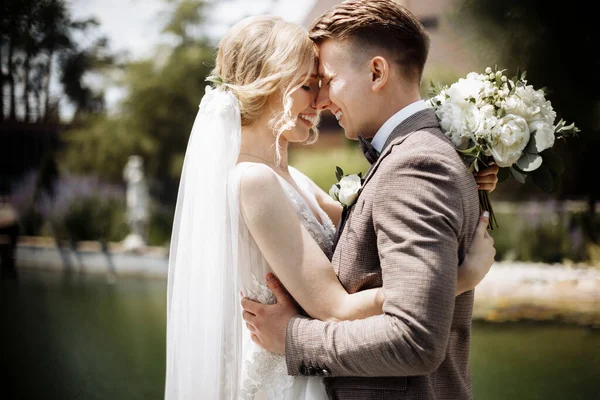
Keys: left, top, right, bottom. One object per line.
{"left": 361, "top": 108, "right": 440, "bottom": 187}
{"left": 332, "top": 108, "right": 441, "bottom": 253}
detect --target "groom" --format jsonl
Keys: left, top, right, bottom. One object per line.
{"left": 242, "top": 0, "right": 480, "bottom": 398}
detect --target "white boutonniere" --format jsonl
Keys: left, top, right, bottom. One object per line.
{"left": 329, "top": 167, "right": 363, "bottom": 209}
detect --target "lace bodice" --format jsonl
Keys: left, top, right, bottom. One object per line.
{"left": 234, "top": 163, "right": 335, "bottom": 399}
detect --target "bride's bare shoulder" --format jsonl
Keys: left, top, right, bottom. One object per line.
{"left": 238, "top": 163, "right": 284, "bottom": 209}
{"left": 238, "top": 162, "right": 277, "bottom": 188}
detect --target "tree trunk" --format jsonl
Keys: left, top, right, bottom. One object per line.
{"left": 43, "top": 50, "right": 53, "bottom": 121}
{"left": 34, "top": 89, "right": 41, "bottom": 123}
{"left": 8, "top": 39, "right": 16, "bottom": 121}
{"left": 23, "top": 55, "right": 31, "bottom": 122}
{"left": 0, "top": 44, "right": 4, "bottom": 122}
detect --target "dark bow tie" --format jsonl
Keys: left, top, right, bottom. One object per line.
{"left": 358, "top": 135, "right": 380, "bottom": 165}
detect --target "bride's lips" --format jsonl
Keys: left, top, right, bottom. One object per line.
{"left": 299, "top": 117, "right": 312, "bottom": 127}
{"left": 298, "top": 113, "right": 317, "bottom": 128}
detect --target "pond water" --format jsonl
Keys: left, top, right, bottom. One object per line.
{"left": 1, "top": 270, "right": 598, "bottom": 400}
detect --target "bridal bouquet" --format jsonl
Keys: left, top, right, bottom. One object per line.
{"left": 428, "top": 66, "right": 579, "bottom": 229}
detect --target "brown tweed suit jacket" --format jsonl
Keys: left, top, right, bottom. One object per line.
{"left": 285, "top": 108, "right": 480, "bottom": 399}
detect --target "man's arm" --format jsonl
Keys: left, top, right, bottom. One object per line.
{"left": 284, "top": 148, "right": 465, "bottom": 377}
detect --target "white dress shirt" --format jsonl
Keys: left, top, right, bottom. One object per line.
{"left": 370, "top": 100, "right": 429, "bottom": 152}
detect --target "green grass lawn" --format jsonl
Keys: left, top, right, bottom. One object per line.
{"left": 290, "top": 145, "right": 370, "bottom": 192}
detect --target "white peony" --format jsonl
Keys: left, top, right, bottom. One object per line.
{"left": 475, "top": 104, "right": 499, "bottom": 139}
{"left": 337, "top": 174, "right": 362, "bottom": 207}
{"left": 489, "top": 114, "right": 530, "bottom": 167}
{"left": 501, "top": 94, "right": 530, "bottom": 119}
{"left": 507, "top": 85, "right": 557, "bottom": 125}
{"left": 534, "top": 96, "right": 557, "bottom": 127}
{"left": 436, "top": 102, "right": 479, "bottom": 148}
{"left": 529, "top": 119, "right": 555, "bottom": 152}
{"left": 446, "top": 75, "right": 485, "bottom": 107}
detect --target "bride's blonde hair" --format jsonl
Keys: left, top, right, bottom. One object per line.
{"left": 211, "top": 15, "right": 317, "bottom": 163}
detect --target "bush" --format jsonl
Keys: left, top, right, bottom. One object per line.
{"left": 490, "top": 202, "right": 596, "bottom": 264}
{"left": 59, "top": 196, "right": 129, "bottom": 242}
{"left": 147, "top": 204, "right": 175, "bottom": 247}
{"left": 36, "top": 175, "right": 129, "bottom": 243}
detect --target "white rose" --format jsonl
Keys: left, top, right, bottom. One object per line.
{"left": 489, "top": 114, "right": 530, "bottom": 167}
{"left": 337, "top": 174, "right": 362, "bottom": 207}
{"left": 529, "top": 119, "right": 555, "bottom": 152}
{"left": 329, "top": 183, "right": 340, "bottom": 202}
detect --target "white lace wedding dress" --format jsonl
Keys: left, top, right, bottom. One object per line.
{"left": 234, "top": 162, "right": 333, "bottom": 400}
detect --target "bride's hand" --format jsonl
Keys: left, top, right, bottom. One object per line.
{"left": 474, "top": 164, "right": 499, "bottom": 192}
{"left": 457, "top": 212, "right": 496, "bottom": 295}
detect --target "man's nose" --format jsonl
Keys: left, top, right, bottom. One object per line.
{"left": 314, "top": 87, "right": 331, "bottom": 111}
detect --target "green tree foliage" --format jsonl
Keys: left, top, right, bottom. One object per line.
{"left": 61, "top": 1, "right": 215, "bottom": 203}
{"left": 0, "top": 0, "right": 113, "bottom": 122}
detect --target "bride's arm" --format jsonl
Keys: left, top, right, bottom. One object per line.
{"left": 240, "top": 164, "right": 381, "bottom": 322}
{"left": 240, "top": 165, "right": 495, "bottom": 322}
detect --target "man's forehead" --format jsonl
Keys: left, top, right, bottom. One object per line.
{"left": 317, "top": 58, "right": 333, "bottom": 79}
{"left": 315, "top": 40, "right": 343, "bottom": 78}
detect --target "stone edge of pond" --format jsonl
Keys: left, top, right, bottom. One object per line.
{"left": 12, "top": 240, "right": 600, "bottom": 327}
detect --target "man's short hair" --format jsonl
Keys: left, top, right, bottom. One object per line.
{"left": 309, "top": 0, "right": 430, "bottom": 84}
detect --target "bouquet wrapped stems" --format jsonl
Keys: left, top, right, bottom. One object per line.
{"left": 478, "top": 190, "right": 497, "bottom": 230}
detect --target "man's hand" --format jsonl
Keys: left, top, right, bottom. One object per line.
{"left": 241, "top": 273, "right": 300, "bottom": 355}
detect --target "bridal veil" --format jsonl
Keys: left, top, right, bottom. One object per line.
{"left": 165, "top": 86, "right": 242, "bottom": 399}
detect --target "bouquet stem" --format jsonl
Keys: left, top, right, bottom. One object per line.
{"left": 478, "top": 190, "right": 498, "bottom": 230}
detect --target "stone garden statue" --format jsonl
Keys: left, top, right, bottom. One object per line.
{"left": 122, "top": 155, "right": 149, "bottom": 251}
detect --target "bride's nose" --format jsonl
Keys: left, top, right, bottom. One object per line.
{"left": 315, "top": 86, "right": 331, "bottom": 111}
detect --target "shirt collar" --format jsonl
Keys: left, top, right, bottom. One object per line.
{"left": 370, "top": 100, "right": 429, "bottom": 152}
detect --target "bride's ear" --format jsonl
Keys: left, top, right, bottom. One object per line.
{"left": 369, "top": 56, "right": 389, "bottom": 92}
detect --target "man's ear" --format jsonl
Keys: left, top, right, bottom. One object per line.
{"left": 369, "top": 56, "right": 389, "bottom": 92}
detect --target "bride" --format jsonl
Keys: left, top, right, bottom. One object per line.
{"left": 164, "top": 15, "right": 498, "bottom": 400}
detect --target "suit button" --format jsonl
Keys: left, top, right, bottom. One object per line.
{"left": 299, "top": 365, "right": 308, "bottom": 375}
{"left": 322, "top": 369, "right": 331, "bottom": 377}
{"left": 307, "top": 366, "right": 315, "bottom": 376}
